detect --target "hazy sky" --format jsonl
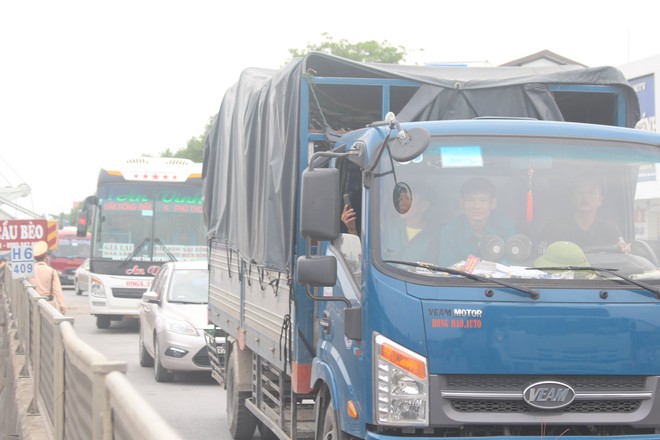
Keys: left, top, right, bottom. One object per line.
{"left": 1, "top": 0, "right": 659, "bottom": 216}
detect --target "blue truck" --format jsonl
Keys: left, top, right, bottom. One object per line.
{"left": 203, "top": 52, "right": 660, "bottom": 439}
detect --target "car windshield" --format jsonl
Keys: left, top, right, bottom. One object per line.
{"left": 167, "top": 269, "right": 209, "bottom": 303}
{"left": 375, "top": 134, "right": 660, "bottom": 282}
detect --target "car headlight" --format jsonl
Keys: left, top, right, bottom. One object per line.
{"left": 166, "top": 318, "right": 198, "bottom": 336}
{"left": 374, "top": 334, "right": 428, "bottom": 426}
{"left": 90, "top": 277, "right": 106, "bottom": 298}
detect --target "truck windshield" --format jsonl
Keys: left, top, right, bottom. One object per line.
{"left": 375, "top": 134, "right": 660, "bottom": 282}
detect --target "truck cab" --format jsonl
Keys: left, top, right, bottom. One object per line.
{"left": 303, "top": 117, "right": 660, "bottom": 437}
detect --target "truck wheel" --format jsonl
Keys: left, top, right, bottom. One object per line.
{"left": 227, "top": 350, "right": 257, "bottom": 439}
{"left": 96, "top": 315, "right": 111, "bottom": 329}
{"left": 154, "top": 338, "right": 174, "bottom": 382}
{"left": 258, "top": 422, "right": 277, "bottom": 440}
{"left": 138, "top": 330, "right": 154, "bottom": 367}
{"left": 317, "top": 391, "right": 341, "bottom": 440}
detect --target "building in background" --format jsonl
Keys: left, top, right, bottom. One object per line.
{"left": 618, "top": 55, "right": 658, "bottom": 133}
{"left": 500, "top": 49, "right": 586, "bottom": 68}
{"left": 617, "top": 55, "right": 660, "bottom": 248}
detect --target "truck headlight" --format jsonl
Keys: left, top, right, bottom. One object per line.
{"left": 374, "top": 334, "right": 428, "bottom": 426}
{"left": 90, "top": 277, "right": 106, "bottom": 298}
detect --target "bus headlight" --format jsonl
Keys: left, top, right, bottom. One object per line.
{"left": 374, "top": 334, "right": 428, "bottom": 426}
{"left": 90, "top": 277, "right": 106, "bottom": 298}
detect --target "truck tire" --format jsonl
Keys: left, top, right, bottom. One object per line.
{"left": 317, "top": 391, "right": 341, "bottom": 440}
{"left": 258, "top": 422, "right": 277, "bottom": 440}
{"left": 96, "top": 315, "right": 111, "bottom": 329}
{"left": 227, "top": 350, "right": 257, "bottom": 439}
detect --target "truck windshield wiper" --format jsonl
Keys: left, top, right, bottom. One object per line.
{"left": 383, "top": 260, "right": 539, "bottom": 299}
{"left": 532, "top": 266, "right": 660, "bottom": 299}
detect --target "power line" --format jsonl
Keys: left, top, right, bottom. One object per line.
{"left": 0, "top": 154, "right": 28, "bottom": 186}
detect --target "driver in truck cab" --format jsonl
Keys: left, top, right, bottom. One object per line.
{"left": 539, "top": 175, "right": 630, "bottom": 254}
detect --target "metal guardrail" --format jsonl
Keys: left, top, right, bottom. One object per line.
{"left": 2, "top": 270, "right": 183, "bottom": 440}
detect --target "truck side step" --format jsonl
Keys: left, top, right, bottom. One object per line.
{"left": 252, "top": 355, "right": 316, "bottom": 440}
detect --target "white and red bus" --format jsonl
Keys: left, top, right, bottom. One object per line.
{"left": 78, "top": 157, "right": 206, "bottom": 329}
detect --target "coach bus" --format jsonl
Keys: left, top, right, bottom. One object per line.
{"left": 78, "top": 157, "right": 207, "bottom": 329}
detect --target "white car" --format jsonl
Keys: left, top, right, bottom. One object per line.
{"left": 73, "top": 258, "right": 90, "bottom": 296}
{"left": 138, "top": 260, "right": 212, "bottom": 382}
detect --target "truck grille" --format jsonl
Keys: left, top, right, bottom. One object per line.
{"left": 451, "top": 399, "right": 641, "bottom": 413}
{"left": 446, "top": 375, "right": 645, "bottom": 390}
{"left": 442, "top": 375, "right": 648, "bottom": 414}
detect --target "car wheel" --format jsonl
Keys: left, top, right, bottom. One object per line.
{"left": 74, "top": 279, "right": 82, "bottom": 295}
{"left": 96, "top": 315, "right": 111, "bottom": 329}
{"left": 227, "top": 349, "right": 257, "bottom": 439}
{"left": 154, "top": 338, "right": 174, "bottom": 382}
{"left": 138, "top": 330, "right": 154, "bottom": 367}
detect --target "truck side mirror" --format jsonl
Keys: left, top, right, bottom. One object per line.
{"left": 76, "top": 210, "right": 89, "bottom": 237}
{"left": 296, "top": 256, "right": 337, "bottom": 287}
{"left": 389, "top": 127, "right": 430, "bottom": 162}
{"left": 344, "top": 306, "right": 362, "bottom": 341}
{"left": 300, "top": 168, "right": 340, "bottom": 241}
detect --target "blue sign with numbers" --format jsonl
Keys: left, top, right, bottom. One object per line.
{"left": 11, "top": 245, "right": 34, "bottom": 279}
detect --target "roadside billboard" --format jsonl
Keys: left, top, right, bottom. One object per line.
{"left": 630, "top": 73, "right": 656, "bottom": 132}
{"left": 0, "top": 219, "right": 49, "bottom": 251}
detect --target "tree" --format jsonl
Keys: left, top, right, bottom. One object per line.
{"left": 289, "top": 33, "right": 408, "bottom": 64}
{"left": 161, "top": 115, "right": 215, "bottom": 163}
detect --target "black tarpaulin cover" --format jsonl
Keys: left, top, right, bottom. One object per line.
{"left": 203, "top": 52, "right": 639, "bottom": 272}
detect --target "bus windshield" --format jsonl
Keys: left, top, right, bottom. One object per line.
{"left": 375, "top": 134, "right": 660, "bottom": 282}
{"left": 91, "top": 182, "right": 206, "bottom": 262}
{"left": 51, "top": 236, "right": 91, "bottom": 259}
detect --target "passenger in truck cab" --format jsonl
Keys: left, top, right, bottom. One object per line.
{"left": 340, "top": 197, "right": 358, "bottom": 236}
{"left": 341, "top": 182, "right": 438, "bottom": 264}
{"left": 379, "top": 183, "right": 439, "bottom": 265}
{"left": 539, "top": 175, "right": 629, "bottom": 254}
{"left": 438, "top": 177, "right": 516, "bottom": 266}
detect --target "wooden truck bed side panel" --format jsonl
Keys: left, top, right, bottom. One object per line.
{"left": 209, "top": 243, "right": 293, "bottom": 365}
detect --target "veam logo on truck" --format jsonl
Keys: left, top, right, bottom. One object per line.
{"left": 523, "top": 381, "right": 575, "bottom": 410}
{"left": 429, "top": 308, "right": 483, "bottom": 329}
